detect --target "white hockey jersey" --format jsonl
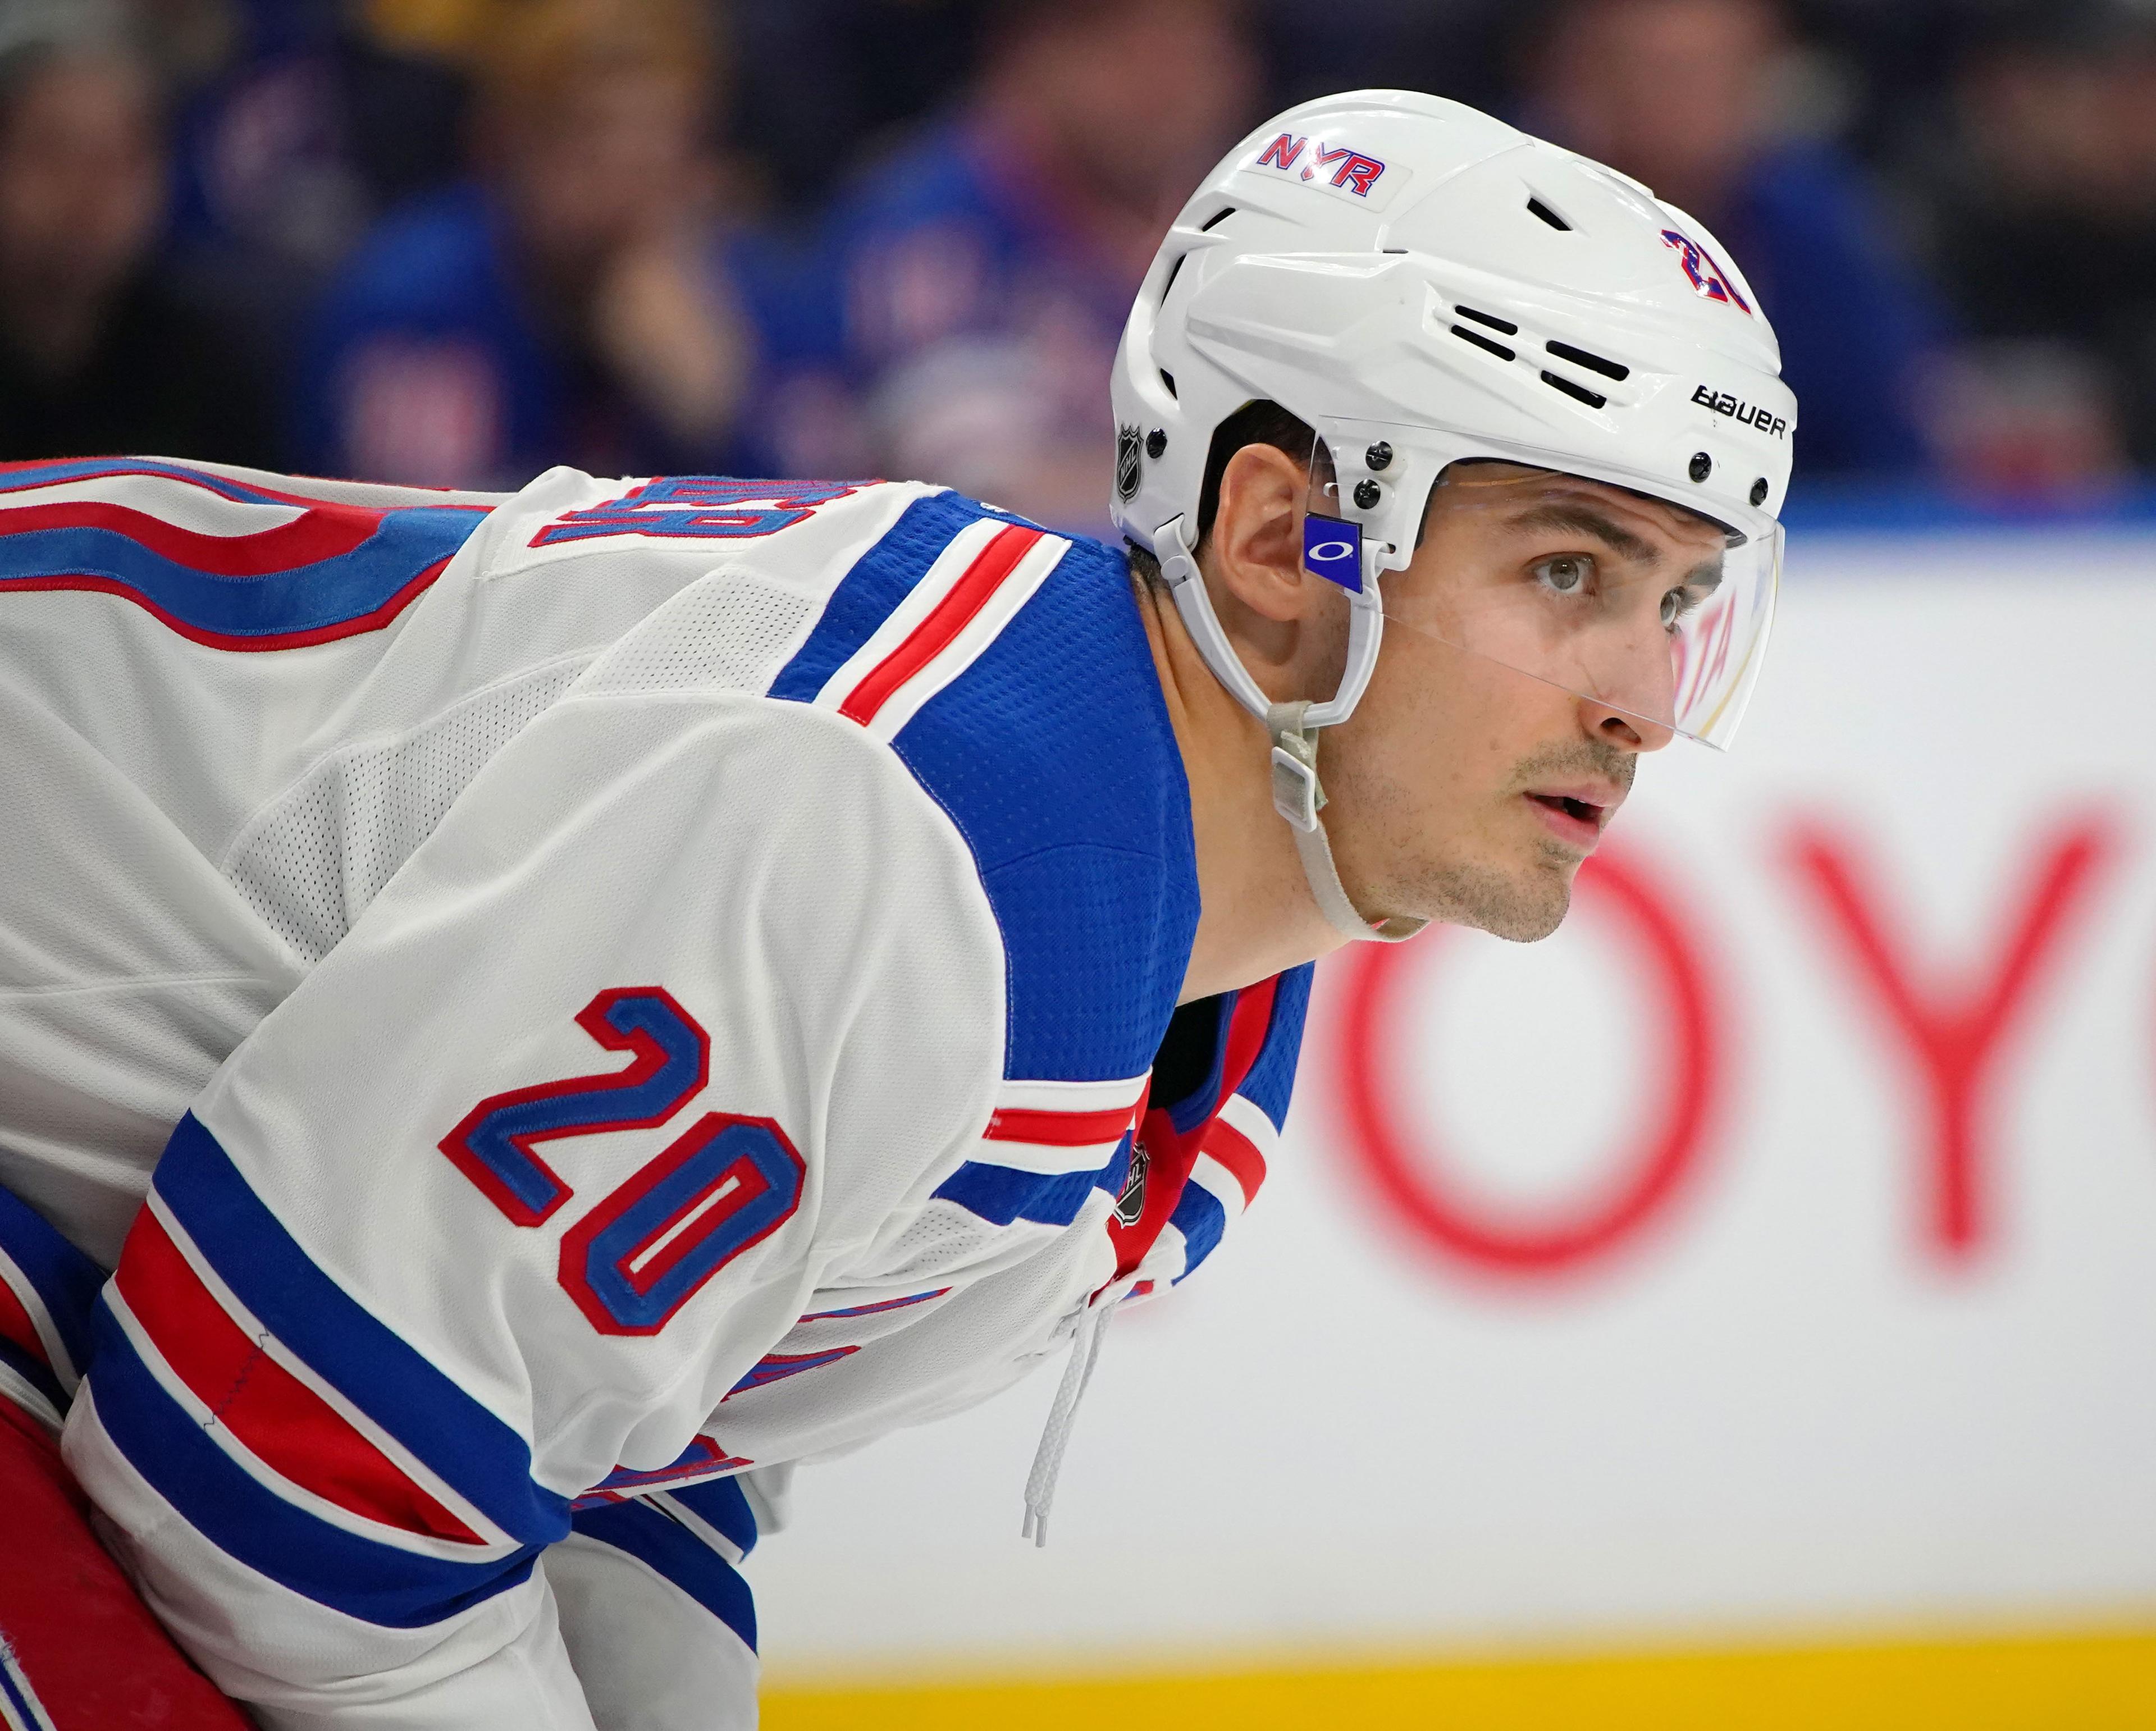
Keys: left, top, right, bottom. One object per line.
{"left": 0, "top": 459, "right": 1312, "bottom": 1728}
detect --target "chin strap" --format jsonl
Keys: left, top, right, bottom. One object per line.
{"left": 1266, "top": 700, "right": 1426, "bottom": 946}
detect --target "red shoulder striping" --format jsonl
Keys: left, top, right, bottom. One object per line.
{"left": 1218, "top": 973, "right": 1281, "bottom": 1103}
{"left": 0, "top": 554, "right": 454, "bottom": 651}
{"left": 837, "top": 522, "right": 1043, "bottom": 725}
{"left": 1203, "top": 1115, "right": 1268, "bottom": 1208}
{"left": 982, "top": 1103, "right": 1140, "bottom": 1147}
{"left": 0, "top": 500, "right": 383, "bottom": 575}
{"left": 0, "top": 1273, "right": 47, "bottom": 1367}
{"left": 115, "top": 1209, "right": 485, "bottom": 1545}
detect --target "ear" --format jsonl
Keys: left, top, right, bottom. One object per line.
{"left": 1205, "top": 442, "right": 1317, "bottom": 625}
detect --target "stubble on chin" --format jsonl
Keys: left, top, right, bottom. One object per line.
{"left": 1413, "top": 850, "right": 1574, "bottom": 943}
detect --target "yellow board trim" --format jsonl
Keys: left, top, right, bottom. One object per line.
{"left": 765, "top": 1627, "right": 2156, "bottom": 1730}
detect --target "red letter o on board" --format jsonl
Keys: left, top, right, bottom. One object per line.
{"left": 1331, "top": 850, "right": 1724, "bottom": 1279}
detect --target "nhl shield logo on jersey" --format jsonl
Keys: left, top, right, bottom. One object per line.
{"left": 1113, "top": 1136, "right": 1150, "bottom": 1227}
{"left": 1116, "top": 423, "right": 1144, "bottom": 501}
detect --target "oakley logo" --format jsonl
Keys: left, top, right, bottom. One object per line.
{"left": 1254, "top": 132, "right": 1386, "bottom": 199}
{"left": 1692, "top": 384, "right": 1787, "bottom": 438}
{"left": 1661, "top": 229, "right": 1752, "bottom": 314}
{"left": 1302, "top": 513, "right": 1364, "bottom": 591}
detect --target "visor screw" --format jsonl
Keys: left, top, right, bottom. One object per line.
{"left": 1353, "top": 478, "right": 1382, "bottom": 509}
{"left": 1750, "top": 476, "right": 1769, "bottom": 506}
{"left": 1145, "top": 429, "right": 1167, "bottom": 459}
{"left": 1688, "top": 451, "right": 1713, "bottom": 482}
{"left": 1364, "top": 440, "right": 1394, "bottom": 471}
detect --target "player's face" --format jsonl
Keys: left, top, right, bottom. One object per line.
{"left": 1324, "top": 466, "right": 1725, "bottom": 941}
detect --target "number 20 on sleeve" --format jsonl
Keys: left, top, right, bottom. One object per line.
{"left": 438, "top": 988, "right": 805, "bottom": 1336}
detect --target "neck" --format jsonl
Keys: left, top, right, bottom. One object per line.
{"left": 1134, "top": 575, "right": 1349, "bottom": 1002}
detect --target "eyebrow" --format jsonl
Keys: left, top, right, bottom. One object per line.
{"left": 1505, "top": 502, "right": 1664, "bottom": 566}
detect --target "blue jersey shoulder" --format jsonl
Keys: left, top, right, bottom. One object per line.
{"left": 769, "top": 490, "right": 1198, "bottom": 1083}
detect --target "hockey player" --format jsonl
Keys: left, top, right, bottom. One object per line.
{"left": 0, "top": 93, "right": 1792, "bottom": 1728}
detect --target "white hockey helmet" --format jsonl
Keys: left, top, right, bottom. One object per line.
{"left": 1109, "top": 92, "right": 1794, "bottom": 934}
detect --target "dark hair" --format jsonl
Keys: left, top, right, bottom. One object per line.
{"left": 1127, "top": 398, "right": 1315, "bottom": 588}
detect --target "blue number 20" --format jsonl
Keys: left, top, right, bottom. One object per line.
{"left": 438, "top": 988, "right": 805, "bottom": 1336}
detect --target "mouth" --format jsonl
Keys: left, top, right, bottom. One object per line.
{"left": 1523, "top": 789, "right": 1614, "bottom": 851}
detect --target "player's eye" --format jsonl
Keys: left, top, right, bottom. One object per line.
{"left": 1531, "top": 552, "right": 1594, "bottom": 596}
{"left": 1660, "top": 583, "right": 1706, "bottom": 631}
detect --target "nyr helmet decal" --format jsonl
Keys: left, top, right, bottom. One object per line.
{"left": 1115, "top": 423, "right": 1144, "bottom": 501}
{"left": 1254, "top": 132, "right": 1386, "bottom": 199}
{"left": 1661, "top": 229, "right": 1753, "bottom": 314}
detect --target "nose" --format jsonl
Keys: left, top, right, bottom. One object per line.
{"left": 1582, "top": 693, "right": 1676, "bottom": 753}
{"left": 1578, "top": 621, "right": 1679, "bottom": 752}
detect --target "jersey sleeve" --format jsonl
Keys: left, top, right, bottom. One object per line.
{"left": 62, "top": 684, "right": 1016, "bottom": 1728}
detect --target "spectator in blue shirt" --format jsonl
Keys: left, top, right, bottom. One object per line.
{"left": 797, "top": 0, "right": 1262, "bottom": 529}
{"left": 294, "top": 0, "right": 800, "bottom": 490}
{"left": 1519, "top": 0, "right": 1947, "bottom": 481}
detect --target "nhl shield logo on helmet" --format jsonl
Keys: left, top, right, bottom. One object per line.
{"left": 1115, "top": 424, "right": 1143, "bottom": 501}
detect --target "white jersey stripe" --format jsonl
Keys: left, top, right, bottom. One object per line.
{"left": 0, "top": 1257, "right": 75, "bottom": 1392}
{"left": 0, "top": 473, "right": 307, "bottom": 536}
{"left": 992, "top": 1075, "right": 1150, "bottom": 1116}
{"left": 856, "top": 531, "right": 1070, "bottom": 743}
{"left": 136, "top": 1193, "right": 513, "bottom": 1554}
{"left": 810, "top": 517, "right": 1006, "bottom": 714}
{"left": 0, "top": 1636, "right": 58, "bottom": 1731}
{"left": 101, "top": 1281, "right": 517, "bottom": 1564}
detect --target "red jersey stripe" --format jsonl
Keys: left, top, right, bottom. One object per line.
{"left": 837, "top": 523, "right": 1042, "bottom": 725}
{"left": 1204, "top": 1115, "right": 1269, "bottom": 1208}
{"left": 983, "top": 1103, "right": 1140, "bottom": 1147}
{"left": 115, "top": 1209, "right": 485, "bottom": 1546}
{"left": 1218, "top": 973, "right": 1281, "bottom": 1103}
{"left": 0, "top": 500, "right": 382, "bottom": 576}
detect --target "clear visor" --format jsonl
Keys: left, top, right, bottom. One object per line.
{"left": 1301, "top": 448, "right": 1781, "bottom": 750}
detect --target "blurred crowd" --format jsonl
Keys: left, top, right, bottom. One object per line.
{"left": 2, "top": 0, "right": 2153, "bottom": 524}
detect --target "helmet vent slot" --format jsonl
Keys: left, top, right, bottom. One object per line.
{"left": 1198, "top": 205, "right": 1237, "bottom": 232}
{"left": 1158, "top": 369, "right": 1177, "bottom": 399}
{"left": 1540, "top": 370, "right": 1607, "bottom": 409}
{"left": 1455, "top": 305, "right": 1519, "bottom": 336}
{"left": 1161, "top": 253, "right": 1189, "bottom": 304}
{"left": 1527, "top": 195, "right": 1572, "bottom": 231}
{"left": 1451, "top": 325, "right": 1516, "bottom": 362}
{"left": 1545, "top": 340, "right": 1629, "bottom": 381}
